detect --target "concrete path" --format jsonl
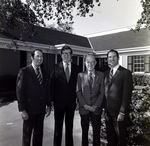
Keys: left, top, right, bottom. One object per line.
{"left": 0, "top": 101, "right": 82, "bottom": 146}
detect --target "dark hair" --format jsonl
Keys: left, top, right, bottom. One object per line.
{"left": 31, "top": 49, "right": 43, "bottom": 58}
{"left": 107, "top": 49, "right": 119, "bottom": 58}
{"left": 61, "top": 46, "right": 73, "bottom": 55}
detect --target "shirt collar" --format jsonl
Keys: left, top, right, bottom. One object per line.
{"left": 32, "top": 63, "right": 41, "bottom": 71}
{"left": 110, "top": 64, "right": 120, "bottom": 75}
{"left": 88, "top": 70, "right": 95, "bottom": 77}
{"left": 62, "top": 61, "right": 71, "bottom": 67}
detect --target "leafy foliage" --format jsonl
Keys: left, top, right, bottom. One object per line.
{"left": 127, "top": 88, "right": 150, "bottom": 146}
{"left": 132, "top": 73, "right": 150, "bottom": 86}
{"left": 0, "top": 0, "right": 101, "bottom": 38}
{"left": 0, "top": 0, "right": 40, "bottom": 39}
{"left": 131, "top": 0, "right": 150, "bottom": 31}
{"left": 47, "top": 22, "right": 74, "bottom": 33}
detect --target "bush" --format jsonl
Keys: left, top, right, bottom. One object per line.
{"left": 132, "top": 73, "right": 150, "bottom": 86}
{"left": 127, "top": 87, "right": 150, "bottom": 146}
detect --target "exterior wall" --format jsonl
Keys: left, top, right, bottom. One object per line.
{"left": 121, "top": 56, "right": 128, "bottom": 69}
{"left": 0, "top": 48, "right": 20, "bottom": 76}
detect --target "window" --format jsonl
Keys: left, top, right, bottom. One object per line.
{"left": 128, "top": 55, "right": 150, "bottom": 73}
{"left": 134, "top": 56, "right": 144, "bottom": 72}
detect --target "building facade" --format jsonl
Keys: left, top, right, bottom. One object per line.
{"left": 88, "top": 29, "right": 150, "bottom": 74}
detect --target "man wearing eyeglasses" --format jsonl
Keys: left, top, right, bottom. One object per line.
{"left": 50, "top": 46, "right": 80, "bottom": 146}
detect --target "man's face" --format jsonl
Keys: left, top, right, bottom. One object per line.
{"left": 85, "top": 56, "right": 96, "bottom": 72}
{"left": 31, "top": 50, "right": 43, "bottom": 67}
{"left": 107, "top": 51, "right": 119, "bottom": 68}
{"left": 61, "top": 49, "right": 72, "bottom": 63}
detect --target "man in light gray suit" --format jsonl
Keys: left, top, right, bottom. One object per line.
{"left": 76, "top": 54, "right": 104, "bottom": 146}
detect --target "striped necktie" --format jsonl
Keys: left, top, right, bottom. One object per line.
{"left": 36, "top": 67, "right": 43, "bottom": 85}
{"left": 109, "top": 69, "right": 113, "bottom": 83}
{"left": 65, "top": 63, "right": 70, "bottom": 82}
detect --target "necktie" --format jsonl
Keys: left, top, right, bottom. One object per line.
{"left": 109, "top": 69, "right": 113, "bottom": 83}
{"left": 65, "top": 63, "right": 70, "bottom": 82}
{"left": 89, "top": 72, "right": 93, "bottom": 94}
{"left": 36, "top": 67, "right": 43, "bottom": 85}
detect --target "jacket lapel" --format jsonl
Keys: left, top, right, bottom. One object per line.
{"left": 59, "top": 62, "right": 68, "bottom": 83}
{"left": 105, "top": 70, "right": 110, "bottom": 85}
{"left": 83, "top": 72, "right": 90, "bottom": 86}
{"left": 93, "top": 71, "right": 99, "bottom": 88}
{"left": 27, "top": 65, "right": 43, "bottom": 87}
{"left": 111, "top": 66, "right": 121, "bottom": 82}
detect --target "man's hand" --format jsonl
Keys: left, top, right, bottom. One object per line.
{"left": 45, "top": 106, "right": 51, "bottom": 117}
{"left": 117, "top": 113, "right": 125, "bottom": 121}
{"left": 101, "top": 109, "right": 106, "bottom": 119}
{"left": 51, "top": 102, "right": 54, "bottom": 111}
{"left": 89, "top": 105, "right": 97, "bottom": 112}
{"left": 21, "top": 110, "right": 29, "bottom": 120}
{"left": 84, "top": 104, "right": 90, "bottom": 110}
{"left": 75, "top": 102, "right": 79, "bottom": 111}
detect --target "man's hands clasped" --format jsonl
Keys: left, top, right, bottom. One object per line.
{"left": 84, "top": 104, "right": 97, "bottom": 112}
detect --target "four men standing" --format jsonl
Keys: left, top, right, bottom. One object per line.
{"left": 16, "top": 47, "right": 133, "bottom": 146}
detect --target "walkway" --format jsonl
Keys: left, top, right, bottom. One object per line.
{"left": 0, "top": 101, "right": 82, "bottom": 146}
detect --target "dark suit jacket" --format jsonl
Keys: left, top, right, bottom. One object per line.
{"left": 50, "top": 62, "right": 80, "bottom": 109}
{"left": 76, "top": 71, "right": 104, "bottom": 115}
{"left": 104, "top": 66, "right": 133, "bottom": 117}
{"left": 16, "top": 65, "right": 51, "bottom": 115}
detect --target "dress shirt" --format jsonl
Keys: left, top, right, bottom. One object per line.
{"left": 32, "top": 63, "right": 43, "bottom": 78}
{"left": 63, "top": 61, "right": 71, "bottom": 76}
{"left": 110, "top": 64, "right": 120, "bottom": 76}
{"left": 88, "top": 70, "right": 95, "bottom": 80}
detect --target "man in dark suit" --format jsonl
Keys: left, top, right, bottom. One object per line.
{"left": 50, "top": 46, "right": 80, "bottom": 146}
{"left": 76, "top": 54, "right": 104, "bottom": 146}
{"left": 104, "top": 49, "right": 133, "bottom": 146}
{"left": 16, "top": 49, "right": 51, "bottom": 146}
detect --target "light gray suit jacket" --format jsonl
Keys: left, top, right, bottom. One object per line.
{"left": 76, "top": 70, "right": 104, "bottom": 115}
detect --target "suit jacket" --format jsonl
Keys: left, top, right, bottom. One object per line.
{"left": 76, "top": 71, "right": 104, "bottom": 115}
{"left": 16, "top": 65, "right": 51, "bottom": 115}
{"left": 104, "top": 66, "right": 133, "bottom": 117}
{"left": 50, "top": 62, "right": 80, "bottom": 109}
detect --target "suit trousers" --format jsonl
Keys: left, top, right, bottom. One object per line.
{"left": 80, "top": 112, "right": 101, "bottom": 146}
{"left": 106, "top": 111, "right": 128, "bottom": 146}
{"left": 54, "top": 107, "right": 75, "bottom": 146}
{"left": 22, "top": 113, "right": 45, "bottom": 146}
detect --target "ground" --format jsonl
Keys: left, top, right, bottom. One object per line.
{"left": 0, "top": 101, "right": 82, "bottom": 146}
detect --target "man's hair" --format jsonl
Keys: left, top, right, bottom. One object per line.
{"left": 84, "top": 53, "right": 96, "bottom": 62}
{"left": 107, "top": 49, "right": 119, "bottom": 58}
{"left": 60, "top": 46, "right": 73, "bottom": 55}
{"left": 31, "top": 49, "right": 43, "bottom": 58}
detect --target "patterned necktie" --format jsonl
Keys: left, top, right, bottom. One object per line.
{"left": 89, "top": 72, "right": 93, "bottom": 94}
{"left": 109, "top": 69, "right": 113, "bottom": 83}
{"left": 65, "top": 63, "right": 70, "bottom": 82}
{"left": 36, "top": 67, "right": 43, "bottom": 85}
